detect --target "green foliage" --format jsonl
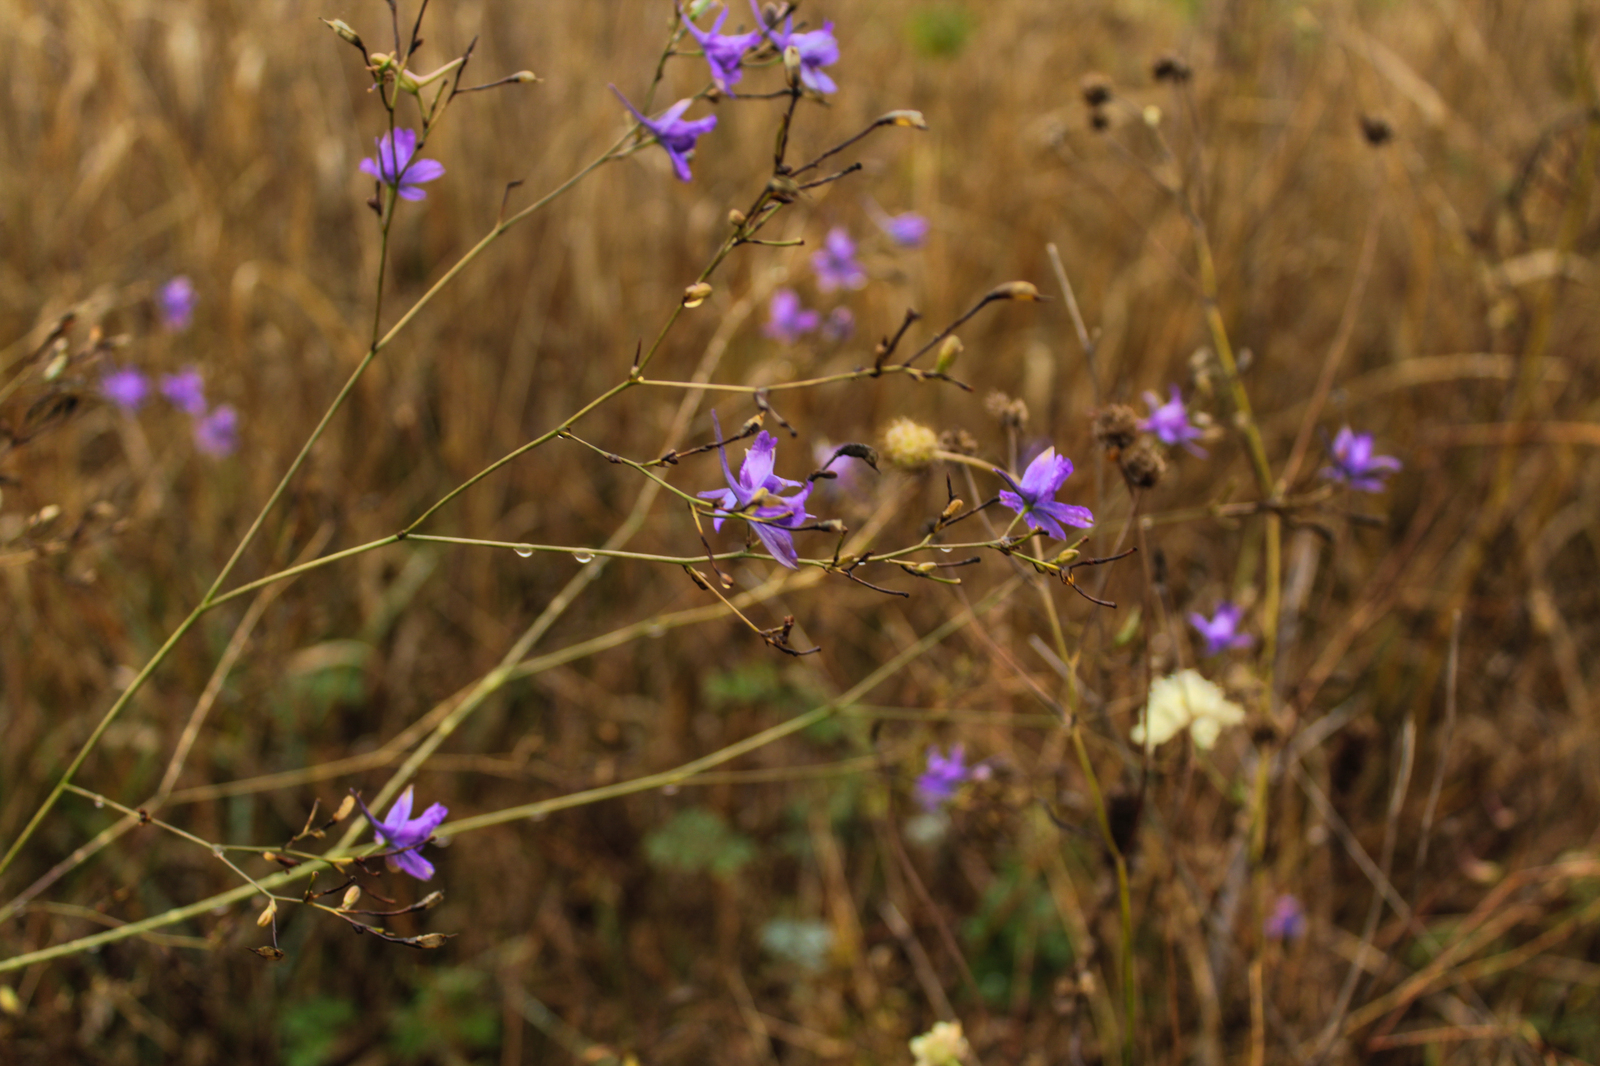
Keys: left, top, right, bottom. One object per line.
{"left": 962, "top": 861, "right": 1074, "bottom": 1006}
{"left": 906, "top": 4, "right": 976, "bottom": 59}
{"left": 388, "top": 968, "right": 500, "bottom": 1062}
{"left": 644, "top": 807, "right": 756, "bottom": 877}
{"left": 279, "top": 996, "right": 357, "bottom": 1066}
{"left": 759, "top": 917, "right": 834, "bottom": 973}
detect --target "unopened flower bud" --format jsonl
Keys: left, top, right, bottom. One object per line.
{"left": 728, "top": 208, "right": 747, "bottom": 226}
{"left": 321, "top": 18, "right": 364, "bottom": 49}
{"left": 42, "top": 349, "right": 68, "bottom": 381}
{"left": 1143, "top": 104, "right": 1162, "bottom": 128}
{"left": 682, "top": 282, "right": 713, "bottom": 308}
{"left": 256, "top": 900, "right": 278, "bottom": 927}
{"left": 883, "top": 418, "right": 940, "bottom": 471}
{"left": 783, "top": 45, "right": 803, "bottom": 88}
{"left": 333, "top": 794, "right": 356, "bottom": 821}
{"left": 877, "top": 109, "right": 929, "bottom": 130}
{"left": 418, "top": 891, "right": 445, "bottom": 909}
{"left": 340, "top": 886, "right": 362, "bottom": 910}
{"left": 989, "top": 280, "right": 1043, "bottom": 302}
{"left": 939, "top": 498, "right": 965, "bottom": 522}
{"left": 414, "top": 933, "right": 450, "bottom": 949}
{"left": 934, "top": 335, "right": 963, "bottom": 375}
{"left": 260, "top": 851, "right": 277, "bottom": 864}
{"left": 816, "top": 519, "right": 847, "bottom": 534}
{"left": 766, "top": 175, "right": 801, "bottom": 203}
{"left": 511, "top": 70, "right": 541, "bottom": 84}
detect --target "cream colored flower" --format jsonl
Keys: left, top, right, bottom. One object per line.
{"left": 1132, "top": 669, "right": 1245, "bottom": 750}
{"left": 910, "top": 1021, "right": 970, "bottom": 1066}
{"left": 883, "top": 418, "right": 940, "bottom": 471}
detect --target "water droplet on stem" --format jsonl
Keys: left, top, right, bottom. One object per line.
{"left": 513, "top": 544, "right": 534, "bottom": 558}
{"left": 573, "top": 551, "right": 595, "bottom": 564}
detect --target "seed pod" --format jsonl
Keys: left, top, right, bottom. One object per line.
{"left": 333, "top": 795, "right": 357, "bottom": 821}
{"left": 682, "top": 282, "right": 713, "bottom": 308}
{"left": 934, "top": 335, "right": 963, "bottom": 375}
{"left": 256, "top": 900, "right": 278, "bottom": 928}
{"left": 340, "top": 886, "right": 362, "bottom": 911}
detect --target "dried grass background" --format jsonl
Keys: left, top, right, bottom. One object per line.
{"left": 3, "top": 0, "right": 1600, "bottom": 1062}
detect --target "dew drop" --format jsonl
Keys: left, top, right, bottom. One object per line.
{"left": 573, "top": 551, "right": 595, "bottom": 564}
{"left": 93, "top": 796, "right": 104, "bottom": 809}
{"left": 513, "top": 544, "right": 534, "bottom": 558}
{"left": 939, "top": 546, "right": 954, "bottom": 554}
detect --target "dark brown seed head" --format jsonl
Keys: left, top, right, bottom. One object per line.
{"left": 1092, "top": 404, "right": 1141, "bottom": 453}
{"left": 1119, "top": 438, "right": 1167, "bottom": 489}
{"left": 1152, "top": 53, "right": 1191, "bottom": 83}
{"left": 1080, "top": 73, "right": 1113, "bottom": 107}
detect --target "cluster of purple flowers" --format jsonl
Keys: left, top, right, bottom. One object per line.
{"left": 101, "top": 291, "right": 238, "bottom": 458}
{"left": 915, "top": 745, "right": 971, "bottom": 812}
{"left": 761, "top": 215, "right": 925, "bottom": 346}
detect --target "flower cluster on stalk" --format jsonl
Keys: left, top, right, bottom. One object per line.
{"left": 698, "top": 414, "right": 814, "bottom": 569}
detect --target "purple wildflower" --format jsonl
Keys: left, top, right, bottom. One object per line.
{"left": 751, "top": 0, "right": 839, "bottom": 94}
{"left": 680, "top": 6, "right": 762, "bottom": 92}
{"left": 159, "top": 368, "right": 207, "bottom": 416}
{"left": 994, "top": 447, "right": 1094, "bottom": 540}
{"left": 1141, "top": 386, "right": 1207, "bottom": 457}
{"left": 611, "top": 86, "right": 718, "bottom": 182}
{"left": 1189, "top": 603, "right": 1253, "bottom": 657}
{"left": 822, "top": 306, "right": 855, "bottom": 342}
{"left": 915, "top": 745, "right": 970, "bottom": 812}
{"left": 697, "top": 413, "right": 813, "bottom": 569}
{"left": 812, "top": 228, "right": 866, "bottom": 292}
{"left": 358, "top": 128, "right": 445, "bottom": 201}
{"left": 1265, "top": 894, "right": 1306, "bottom": 941}
{"left": 763, "top": 289, "right": 821, "bottom": 344}
{"left": 102, "top": 366, "right": 150, "bottom": 412}
{"left": 1321, "top": 426, "right": 1401, "bottom": 492}
{"left": 194, "top": 405, "right": 238, "bottom": 457}
{"left": 159, "top": 276, "right": 197, "bottom": 331}
{"left": 881, "top": 212, "right": 929, "bottom": 248}
{"left": 355, "top": 786, "right": 449, "bottom": 881}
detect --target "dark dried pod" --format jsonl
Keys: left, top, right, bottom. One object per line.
{"left": 1119, "top": 438, "right": 1167, "bottom": 489}
{"left": 1152, "top": 53, "right": 1191, "bottom": 83}
{"left": 1080, "top": 73, "right": 1113, "bottom": 107}
{"left": 1092, "top": 404, "right": 1141, "bottom": 453}
{"left": 1359, "top": 114, "right": 1393, "bottom": 146}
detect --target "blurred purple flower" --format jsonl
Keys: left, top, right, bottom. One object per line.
{"left": 812, "top": 228, "right": 866, "bottom": 292}
{"left": 355, "top": 786, "right": 449, "bottom": 881}
{"left": 881, "top": 212, "right": 929, "bottom": 248}
{"left": 680, "top": 6, "right": 762, "bottom": 92}
{"left": 194, "top": 405, "right": 238, "bottom": 457}
{"left": 159, "top": 276, "right": 197, "bottom": 331}
{"left": 1321, "top": 426, "right": 1401, "bottom": 492}
{"left": 1189, "top": 603, "right": 1253, "bottom": 657}
{"left": 159, "top": 368, "right": 206, "bottom": 415}
{"left": 763, "top": 289, "right": 820, "bottom": 344}
{"left": 102, "top": 366, "right": 150, "bottom": 412}
{"left": 915, "top": 745, "right": 970, "bottom": 812}
{"left": 1141, "top": 385, "right": 1207, "bottom": 456}
{"left": 751, "top": 0, "right": 839, "bottom": 94}
{"left": 359, "top": 128, "right": 445, "bottom": 201}
{"left": 697, "top": 412, "right": 813, "bottom": 569}
{"left": 822, "top": 306, "right": 854, "bottom": 342}
{"left": 611, "top": 86, "right": 718, "bottom": 182}
{"left": 1265, "top": 894, "right": 1306, "bottom": 941}
{"left": 995, "top": 447, "right": 1094, "bottom": 540}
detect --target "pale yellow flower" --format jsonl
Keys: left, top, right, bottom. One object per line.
{"left": 910, "top": 1021, "right": 969, "bottom": 1066}
{"left": 1132, "top": 669, "right": 1245, "bottom": 750}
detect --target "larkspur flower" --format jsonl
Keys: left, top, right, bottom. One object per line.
{"left": 812, "top": 228, "right": 866, "bottom": 292}
{"left": 102, "top": 366, "right": 150, "bottom": 412}
{"left": 611, "top": 86, "right": 718, "bottom": 182}
{"left": 698, "top": 413, "right": 813, "bottom": 568}
{"left": 994, "top": 447, "right": 1094, "bottom": 540}
{"left": 158, "top": 276, "right": 197, "bottom": 331}
{"left": 751, "top": 0, "right": 839, "bottom": 94}
{"left": 1189, "top": 603, "right": 1253, "bottom": 656}
{"left": 194, "top": 405, "right": 238, "bottom": 457}
{"left": 915, "top": 744, "right": 971, "bottom": 812}
{"left": 880, "top": 212, "right": 929, "bottom": 248}
{"left": 1141, "top": 385, "right": 1207, "bottom": 456}
{"left": 1265, "top": 894, "right": 1306, "bottom": 941}
{"left": 1321, "top": 426, "right": 1401, "bottom": 492}
{"left": 355, "top": 786, "right": 449, "bottom": 881}
{"left": 1132, "top": 669, "right": 1245, "bottom": 750}
{"left": 680, "top": 5, "right": 762, "bottom": 92}
{"left": 358, "top": 128, "right": 445, "bottom": 201}
{"left": 763, "top": 289, "right": 820, "bottom": 344}
{"left": 159, "top": 368, "right": 206, "bottom": 416}
{"left": 822, "top": 306, "right": 854, "bottom": 342}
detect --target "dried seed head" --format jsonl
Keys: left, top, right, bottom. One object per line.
{"left": 1359, "top": 114, "right": 1393, "bottom": 146}
{"left": 1092, "top": 404, "right": 1141, "bottom": 452}
{"left": 938, "top": 428, "right": 979, "bottom": 455}
{"left": 682, "top": 282, "right": 713, "bottom": 308}
{"left": 1090, "top": 110, "right": 1111, "bottom": 132}
{"left": 985, "top": 391, "right": 1028, "bottom": 430}
{"left": 1080, "top": 73, "right": 1113, "bottom": 107}
{"left": 883, "top": 418, "right": 941, "bottom": 471}
{"left": 1119, "top": 438, "right": 1167, "bottom": 489}
{"left": 1152, "top": 53, "right": 1191, "bottom": 83}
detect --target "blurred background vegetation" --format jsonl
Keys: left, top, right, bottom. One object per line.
{"left": 3, "top": 0, "right": 1600, "bottom": 1062}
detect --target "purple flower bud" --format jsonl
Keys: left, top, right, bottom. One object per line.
{"left": 358, "top": 128, "right": 445, "bottom": 201}
{"left": 881, "top": 212, "right": 929, "bottom": 248}
{"left": 102, "top": 366, "right": 150, "bottom": 412}
{"left": 1265, "top": 894, "right": 1305, "bottom": 941}
{"left": 194, "top": 405, "right": 238, "bottom": 457}
{"left": 763, "top": 289, "right": 821, "bottom": 344}
{"left": 159, "top": 368, "right": 207, "bottom": 416}
{"left": 1188, "top": 603, "right": 1253, "bottom": 657}
{"left": 1321, "top": 426, "right": 1401, "bottom": 492}
{"left": 993, "top": 447, "right": 1094, "bottom": 540}
{"left": 822, "top": 306, "right": 854, "bottom": 342}
{"left": 812, "top": 228, "right": 866, "bottom": 292}
{"left": 159, "top": 277, "right": 197, "bottom": 331}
